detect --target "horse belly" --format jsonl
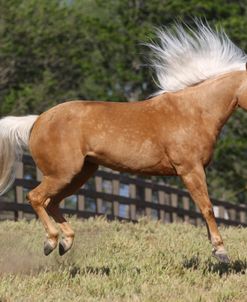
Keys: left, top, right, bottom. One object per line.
{"left": 86, "top": 137, "right": 175, "bottom": 175}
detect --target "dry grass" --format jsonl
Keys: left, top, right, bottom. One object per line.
{"left": 0, "top": 217, "right": 247, "bottom": 301}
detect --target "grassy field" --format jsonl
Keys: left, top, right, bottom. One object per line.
{"left": 0, "top": 218, "right": 247, "bottom": 302}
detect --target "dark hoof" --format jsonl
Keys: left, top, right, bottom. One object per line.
{"left": 59, "top": 240, "right": 72, "bottom": 256}
{"left": 213, "top": 250, "right": 230, "bottom": 264}
{"left": 44, "top": 240, "right": 56, "bottom": 256}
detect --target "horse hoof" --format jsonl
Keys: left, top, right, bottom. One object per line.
{"left": 59, "top": 239, "right": 72, "bottom": 256}
{"left": 212, "top": 250, "right": 230, "bottom": 264}
{"left": 44, "top": 240, "right": 56, "bottom": 256}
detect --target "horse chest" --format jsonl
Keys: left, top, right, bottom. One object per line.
{"left": 164, "top": 126, "right": 216, "bottom": 170}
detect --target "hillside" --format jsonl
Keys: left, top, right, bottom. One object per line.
{"left": 0, "top": 218, "right": 247, "bottom": 301}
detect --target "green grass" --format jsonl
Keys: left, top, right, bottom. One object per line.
{"left": 0, "top": 218, "right": 247, "bottom": 302}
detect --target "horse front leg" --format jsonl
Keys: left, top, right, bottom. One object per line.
{"left": 180, "top": 165, "right": 230, "bottom": 263}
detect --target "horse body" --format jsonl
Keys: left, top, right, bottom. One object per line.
{"left": 28, "top": 70, "right": 247, "bottom": 259}
{"left": 1, "top": 22, "right": 247, "bottom": 262}
{"left": 30, "top": 71, "right": 242, "bottom": 178}
{"left": 31, "top": 99, "right": 175, "bottom": 176}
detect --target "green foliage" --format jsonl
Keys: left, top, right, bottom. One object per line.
{"left": 0, "top": 218, "right": 247, "bottom": 301}
{"left": 0, "top": 0, "right": 246, "bottom": 202}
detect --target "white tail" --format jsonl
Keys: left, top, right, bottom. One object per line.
{"left": 0, "top": 115, "right": 38, "bottom": 195}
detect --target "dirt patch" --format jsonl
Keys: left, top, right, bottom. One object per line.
{"left": 0, "top": 231, "right": 45, "bottom": 276}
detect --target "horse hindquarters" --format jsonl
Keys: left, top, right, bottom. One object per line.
{"left": 28, "top": 118, "right": 99, "bottom": 255}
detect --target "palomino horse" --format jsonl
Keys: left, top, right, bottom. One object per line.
{"left": 0, "top": 22, "right": 247, "bottom": 263}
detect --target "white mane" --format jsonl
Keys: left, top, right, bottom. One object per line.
{"left": 147, "top": 21, "right": 247, "bottom": 94}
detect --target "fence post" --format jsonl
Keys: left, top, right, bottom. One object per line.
{"left": 112, "top": 176, "right": 120, "bottom": 217}
{"left": 158, "top": 190, "right": 166, "bottom": 221}
{"left": 95, "top": 175, "right": 103, "bottom": 214}
{"left": 144, "top": 182, "right": 152, "bottom": 218}
{"left": 213, "top": 205, "right": 226, "bottom": 223}
{"left": 171, "top": 193, "right": 178, "bottom": 222}
{"left": 239, "top": 204, "right": 247, "bottom": 223}
{"left": 240, "top": 204, "right": 246, "bottom": 224}
{"left": 77, "top": 195, "right": 85, "bottom": 213}
{"left": 129, "top": 182, "right": 137, "bottom": 220}
{"left": 229, "top": 207, "right": 237, "bottom": 222}
{"left": 182, "top": 196, "right": 190, "bottom": 223}
{"left": 15, "top": 161, "right": 24, "bottom": 220}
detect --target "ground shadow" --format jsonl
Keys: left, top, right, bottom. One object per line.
{"left": 182, "top": 256, "right": 247, "bottom": 277}
{"left": 68, "top": 264, "right": 141, "bottom": 278}
{"left": 69, "top": 265, "right": 111, "bottom": 278}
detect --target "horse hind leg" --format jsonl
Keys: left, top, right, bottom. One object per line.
{"left": 27, "top": 179, "right": 60, "bottom": 255}
{"left": 46, "top": 203, "right": 75, "bottom": 256}
{"left": 27, "top": 160, "right": 98, "bottom": 256}
{"left": 46, "top": 161, "right": 98, "bottom": 256}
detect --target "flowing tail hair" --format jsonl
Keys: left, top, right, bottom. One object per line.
{"left": 0, "top": 115, "right": 38, "bottom": 195}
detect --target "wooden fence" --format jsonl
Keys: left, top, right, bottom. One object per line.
{"left": 0, "top": 154, "right": 247, "bottom": 227}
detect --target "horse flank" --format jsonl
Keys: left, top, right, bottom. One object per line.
{"left": 147, "top": 21, "right": 247, "bottom": 94}
{"left": 0, "top": 115, "right": 38, "bottom": 195}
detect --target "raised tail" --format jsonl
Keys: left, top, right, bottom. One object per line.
{"left": 0, "top": 115, "right": 38, "bottom": 195}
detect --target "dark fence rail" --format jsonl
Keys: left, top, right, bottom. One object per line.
{"left": 0, "top": 155, "right": 247, "bottom": 227}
